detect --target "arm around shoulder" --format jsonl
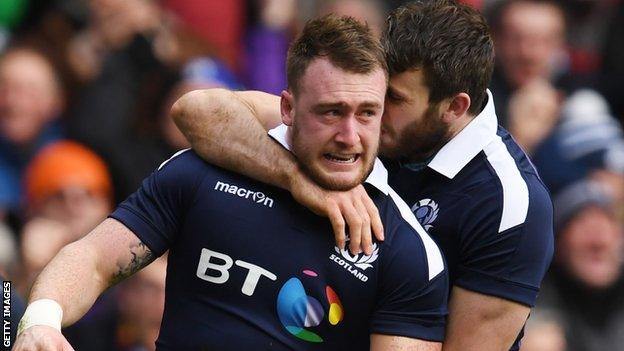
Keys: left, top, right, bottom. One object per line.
{"left": 171, "top": 88, "right": 298, "bottom": 190}
{"left": 171, "top": 88, "right": 385, "bottom": 254}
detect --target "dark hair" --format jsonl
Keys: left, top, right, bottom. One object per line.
{"left": 383, "top": 0, "right": 494, "bottom": 115}
{"left": 287, "top": 14, "right": 388, "bottom": 95}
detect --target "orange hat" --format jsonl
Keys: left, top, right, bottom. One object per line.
{"left": 24, "top": 140, "right": 112, "bottom": 206}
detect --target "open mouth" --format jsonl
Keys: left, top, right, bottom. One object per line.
{"left": 323, "top": 153, "right": 360, "bottom": 164}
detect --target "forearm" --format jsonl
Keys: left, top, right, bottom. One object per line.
{"left": 172, "top": 89, "right": 298, "bottom": 190}
{"left": 27, "top": 241, "right": 107, "bottom": 326}
{"left": 25, "top": 218, "right": 155, "bottom": 327}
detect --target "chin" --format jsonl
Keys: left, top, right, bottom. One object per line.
{"left": 379, "top": 144, "right": 399, "bottom": 160}
{"left": 306, "top": 166, "right": 364, "bottom": 191}
{"left": 576, "top": 265, "right": 620, "bottom": 289}
{"left": 317, "top": 173, "right": 362, "bottom": 191}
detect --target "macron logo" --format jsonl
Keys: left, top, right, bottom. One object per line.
{"left": 214, "top": 181, "right": 274, "bottom": 208}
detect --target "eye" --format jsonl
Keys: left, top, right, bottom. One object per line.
{"left": 324, "top": 109, "right": 341, "bottom": 117}
{"left": 361, "top": 110, "right": 377, "bottom": 117}
{"left": 386, "top": 90, "right": 404, "bottom": 104}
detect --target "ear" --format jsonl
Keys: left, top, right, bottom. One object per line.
{"left": 441, "top": 93, "right": 471, "bottom": 123}
{"left": 280, "top": 90, "right": 295, "bottom": 126}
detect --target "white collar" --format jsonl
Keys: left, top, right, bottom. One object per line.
{"left": 427, "top": 89, "right": 499, "bottom": 179}
{"left": 268, "top": 124, "right": 391, "bottom": 195}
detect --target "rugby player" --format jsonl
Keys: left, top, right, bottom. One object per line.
{"left": 171, "top": 1, "right": 554, "bottom": 350}
{"left": 14, "top": 15, "right": 448, "bottom": 351}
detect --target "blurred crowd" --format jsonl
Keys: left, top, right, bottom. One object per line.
{"left": 0, "top": 0, "right": 622, "bottom": 350}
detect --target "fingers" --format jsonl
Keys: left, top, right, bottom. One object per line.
{"left": 353, "top": 197, "right": 372, "bottom": 255}
{"left": 327, "top": 200, "right": 347, "bottom": 250}
{"left": 362, "top": 189, "right": 384, "bottom": 242}
{"left": 341, "top": 201, "right": 363, "bottom": 255}
{"left": 13, "top": 326, "right": 70, "bottom": 351}
{"left": 298, "top": 181, "right": 382, "bottom": 255}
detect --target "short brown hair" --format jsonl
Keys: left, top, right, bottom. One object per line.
{"left": 383, "top": 0, "right": 494, "bottom": 115}
{"left": 287, "top": 14, "right": 387, "bottom": 95}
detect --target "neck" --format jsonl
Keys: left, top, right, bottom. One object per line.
{"left": 448, "top": 112, "right": 474, "bottom": 140}
{"left": 404, "top": 148, "right": 440, "bottom": 164}
{"left": 401, "top": 153, "right": 437, "bottom": 171}
{"left": 404, "top": 112, "right": 476, "bottom": 164}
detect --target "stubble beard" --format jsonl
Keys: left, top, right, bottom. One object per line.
{"left": 383, "top": 104, "right": 452, "bottom": 162}
{"left": 292, "top": 125, "right": 377, "bottom": 191}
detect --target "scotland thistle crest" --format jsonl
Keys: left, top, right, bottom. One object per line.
{"left": 411, "top": 198, "right": 439, "bottom": 230}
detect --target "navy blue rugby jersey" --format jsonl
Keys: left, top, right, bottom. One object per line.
{"left": 110, "top": 125, "right": 448, "bottom": 350}
{"left": 386, "top": 90, "right": 554, "bottom": 351}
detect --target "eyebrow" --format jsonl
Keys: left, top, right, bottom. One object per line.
{"left": 313, "top": 101, "right": 382, "bottom": 110}
{"left": 387, "top": 85, "right": 403, "bottom": 96}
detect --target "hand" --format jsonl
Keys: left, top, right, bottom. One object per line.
{"left": 13, "top": 325, "right": 75, "bottom": 351}
{"left": 507, "top": 78, "right": 561, "bottom": 154}
{"left": 289, "top": 173, "right": 384, "bottom": 255}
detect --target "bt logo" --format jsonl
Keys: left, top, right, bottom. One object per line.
{"left": 196, "top": 248, "right": 277, "bottom": 296}
{"left": 196, "top": 249, "right": 345, "bottom": 343}
{"left": 276, "top": 270, "right": 344, "bottom": 343}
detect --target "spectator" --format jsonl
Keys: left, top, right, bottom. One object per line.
{"left": 244, "top": 0, "right": 295, "bottom": 94}
{"left": 115, "top": 257, "right": 167, "bottom": 351}
{"left": 536, "top": 180, "right": 624, "bottom": 351}
{"left": 559, "top": 0, "right": 619, "bottom": 76}
{"left": 0, "top": 46, "right": 64, "bottom": 216}
{"left": 488, "top": 0, "right": 565, "bottom": 153}
{"left": 67, "top": 0, "right": 161, "bottom": 83}
{"left": 19, "top": 140, "right": 117, "bottom": 351}
{"left": 520, "top": 309, "right": 566, "bottom": 351}
{"left": 318, "top": 0, "right": 387, "bottom": 37}
{"left": 20, "top": 140, "right": 112, "bottom": 287}
{"left": 67, "top": 0, "right": 242, "bottom": 201}
{"left": 532, "top": 89, "right": 624, "bottom": 199}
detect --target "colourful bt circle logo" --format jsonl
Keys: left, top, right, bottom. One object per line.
{"left": 276, "top": 269, "right": 344, "bottom": 343}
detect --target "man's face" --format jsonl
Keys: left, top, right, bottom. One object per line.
{"left": 284, "top": 58, "right": 386, "bottom": 191}
{"left": 496, "top": 1, "right": 565, "bottom": 88}
{"left": 557, "top": 206, "right": 624, "bottom": 289}
{"left": 0, "top": 50, "right": 61, "bottom": 145}
{"left": 381, "top": 69, "right": 451, "bottom": 162}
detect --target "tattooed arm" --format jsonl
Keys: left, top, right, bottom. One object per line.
{"left": 27, "top": 218, "right": 156, "bottom": 326}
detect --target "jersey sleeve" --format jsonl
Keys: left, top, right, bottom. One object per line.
{"left": 454, "top": 177, "right": 554, "bottom": 307}
{"left": 370, "top": 222, "right": 449, "bottom": 342}
{"left": 109, "top": 149, "right": 209, "bottom": 256}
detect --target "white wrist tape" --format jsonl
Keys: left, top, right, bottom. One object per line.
{"left": 17, "top": 299, "right": 63, "bottom": 335}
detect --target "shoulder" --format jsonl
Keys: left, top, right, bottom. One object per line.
{"left": 379, "top": 187, "right": 446, "bottom": 281}
{"left": 154, "top": 149, "right": 235, "bottom": 186}
{"left": 473, "top": 129, "right": 552, "bottom": 234}
{"left": 158, "top": 148, "right": 209, "bottom": 172}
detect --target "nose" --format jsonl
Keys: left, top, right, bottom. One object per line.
{"left": 334, "top": 115, "right": 360, "bottom": 147}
